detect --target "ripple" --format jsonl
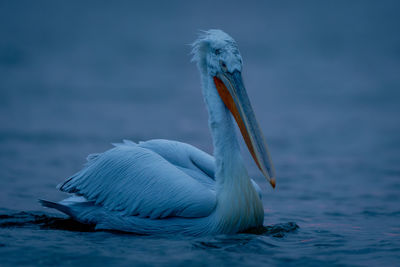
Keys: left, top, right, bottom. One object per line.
{"left": 191, "top": 223, "right": 299, "bottom": 251}
{"left": 0, "top": 211, "right": 299, "bottom": 238}
{"left": 243, "top": 222, "right": 299, "bottom": 237}
{"left": 192, "top": 235, "right": 257, "bottom": 250}
{"left": 361, "top": 210, "right": 400, "bottom": 217}
{"left": 0, "top": 211, "right": 95, "bottom": 232}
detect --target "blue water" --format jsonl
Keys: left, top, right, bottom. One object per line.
{"left": 0, "top": 1, "right": 399, "bottom": 266}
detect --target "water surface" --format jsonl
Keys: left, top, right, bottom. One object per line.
{"left": 0, "top": 1, "right": 399, "bottom": 266}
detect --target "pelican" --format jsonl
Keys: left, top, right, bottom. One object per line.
{"left": 41, "top": 29, "right": 276, "bottom": 235}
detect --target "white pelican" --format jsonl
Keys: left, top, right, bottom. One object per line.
{"left": 41, "top": 29, "right": 276, "bottom": 235}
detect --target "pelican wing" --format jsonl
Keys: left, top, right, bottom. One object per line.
{"left": 138, "top": 139, "right": 261, "bottom": 198}
{"left": 58, "top": 140, "right": 217, "bottom": 219}
{"left": 137, "top": 139, "right": 215, "bottom": 186}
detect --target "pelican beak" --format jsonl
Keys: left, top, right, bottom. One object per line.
{"left": 214, "top": 70, "right": 276, "bottom": 188}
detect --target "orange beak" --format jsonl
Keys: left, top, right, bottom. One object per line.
{"left": 214, "top": 71, "right": 276, "bottom": 188}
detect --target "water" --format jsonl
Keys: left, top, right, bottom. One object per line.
{"left": 1, "top": 1, "right": 399, "bottom": 266}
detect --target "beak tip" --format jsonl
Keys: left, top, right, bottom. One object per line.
{"left": 269, "top": 178, "right": 276, "bottom": 189}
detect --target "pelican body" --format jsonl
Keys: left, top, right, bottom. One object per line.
{"left": 41, "top": 30, "right": 276, "bottom": 236}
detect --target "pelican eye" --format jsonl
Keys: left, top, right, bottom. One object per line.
{"left": 219, "top": 60, "right": 228, "bottom": 72}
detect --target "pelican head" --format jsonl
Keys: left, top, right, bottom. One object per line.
{"left": 192, "top": 29, "right": 276, "bottom": 188}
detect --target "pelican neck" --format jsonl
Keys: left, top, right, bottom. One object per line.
{"left": 201, "top": 74, "right": 246, "bottom": 185}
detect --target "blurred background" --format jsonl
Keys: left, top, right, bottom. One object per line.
{"left": 0, "top": 1, "right": 399, "bottom": 265}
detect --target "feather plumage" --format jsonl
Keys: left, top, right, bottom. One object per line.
{"left": 58, "top": 140, "right": 217, "bottom": 219}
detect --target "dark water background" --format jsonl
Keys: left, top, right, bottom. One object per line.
{"left": 1, "top": 1, "right": 399, "bottom": 266}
